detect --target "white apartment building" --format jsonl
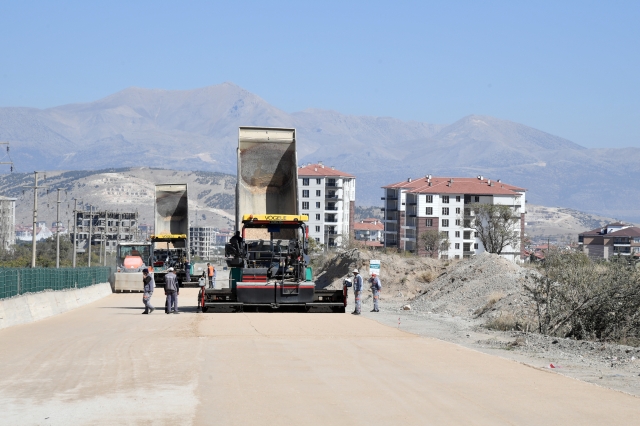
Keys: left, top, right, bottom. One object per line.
{"left": 190, "top": 226, "right": 218, "bottom": 259}
{"left": 382, "top": 176, "right": 526, "bottom": 262}
{"left": 298, "top": 162, "right": 356, "bottom": 247}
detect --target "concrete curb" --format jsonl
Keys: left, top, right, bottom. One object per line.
{"left": 0, "top": 282, "right": 112, "bottom": 330}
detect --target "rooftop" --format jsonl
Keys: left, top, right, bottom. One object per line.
{"left": 605, "top": 226, "right": 640, "bottom": 238}
{"left": 298, "top": 162, "right": 355, "bottom": 178}
{"left": 354, "top": 221, "right": 384, "bottom": 231}
{"left": 383, "top": 176, "right": 525, "bottom": 196}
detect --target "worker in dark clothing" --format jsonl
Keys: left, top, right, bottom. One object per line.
{"left": 184, "top": 260, "right": 191, "bottom": 283}
{"left": 142, "top": 268, "right": 155, "bottom": 314}
{"left": 369, "top": 273, "right": 381, "bottom": 312}
{"left": 229, "top": 231, "right": 243, "bottom": 252}
{"left": 164, "top": 267, "right": 180, "bottom": 314}
{"left": 352, "top": 268, "right": 363, "bottom": 315}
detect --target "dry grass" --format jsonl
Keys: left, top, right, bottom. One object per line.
{"left": 417, "top": 269, "right": 438, "bottom": 283}
{"left": 485, "top": 312, "right": 518, "bottom": 331}
{"left": 473, "top": 292, "right": 505, "bottom": 317}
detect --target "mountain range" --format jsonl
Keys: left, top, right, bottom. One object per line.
{"left": 1, "top": 82, "right": 639, "bottom": 221}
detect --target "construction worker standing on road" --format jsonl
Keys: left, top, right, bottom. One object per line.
{"left": 369, "top": 273, "right": 381, "bottom": 313}
{"left": 207, "top": 262, "right": 215, "bottom": 289}
{"left": 164, "top": 267, "right": 180, "bottom": 314}
{"left": 141, "top": 269, "right": 155, "bottom": 314}
{"left": 352, "top": 268, "right": 363, "bottom": 315}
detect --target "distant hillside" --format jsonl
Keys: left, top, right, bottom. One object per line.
{"left": 0, "top": 168, "right": 236, "bottom": 230}
{"left": 2, "top": 83, "right": 640, "bottom": 221}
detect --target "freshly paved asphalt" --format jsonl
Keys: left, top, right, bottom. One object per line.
{"left": 1, "top": 288, "right": 639, "bottom": 425}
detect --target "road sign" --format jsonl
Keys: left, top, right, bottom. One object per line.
{"left": 369, "top": 259, "right": 381, "bottom": 276}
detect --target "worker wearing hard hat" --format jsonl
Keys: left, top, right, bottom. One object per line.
{"left": 352, "top": 268, "right": 363, "bottom": 315}
{"left": 369, "top": 273, "right": 381, "bottom": 313}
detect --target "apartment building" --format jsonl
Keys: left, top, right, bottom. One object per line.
{"left": 578, "top": 223, "right": 640, "bottom": 259}
{"left": 74, "top": 210, "right": 139, "bottom": 253}
{"left": 298, "top": 162, "right": 356, "bottom": 247}
{"left": 354, "top": 218, "right": 384, "bottom": 242}
{"left": 189, "top": 226, "right": 218, "bottom": 259}
{"left": 0, "top": 196, "right": 16, "bottom": 250}
{"left": 382, "top": 175, "right": 526, "bottom": 262}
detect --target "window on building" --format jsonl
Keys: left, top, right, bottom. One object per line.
{"left": 302, "top": 190, "right": 309, "bottom": 198}
{"left": 425, "top": 195, "right": 433, "bottom": 203}
{"left": 463, "top": 242, "right": 471, "bottom": 252}
{"left": 316, "top": 202, "right": 321, "bottom": 208}
{"left": 474, "top": 243, "right": 479, "bottom": 249}
{"left": 315, "top": 226, "right": 320, "bottom": 232}
{"left": 302, "top": 202, "right": 309, "bottom": 210}
{"left": 463, "top": 231, "right": 471, "bottom": 239}
{"left": 455, "top": 219, "right": 461, "bottom": 226}
{"left": 455, "top": 231, "right": 460, "bottom": 237}
{"left": 455, "top": 243, "right": 460, "bottom": 249}
{"left": 316, "top": 214, "right": 321, "bottom": 220}
{"left": 440, "top": 231, "right": 449, "bottom": 238}
{"left": 316, "top": 179, "right": 321, "bottom": 185}
{"left": 442, "top": 207, "right": 449, "bottom": 215}
{"left": 302, "top": 178, "right": 309, "bottom": 186}
{"left": 316, "top": 190, "right": 321, "bottom": 197}
{"left": 425, "top": 219, "right": 433, "bottom": 227}
{"left": 315, "top": 238, "right": 320, "bottom": 242}
{"left": 474, "top": 232, "right": 478, "bottom": 237}
{"left": 327, "top": 178, "right": 336, "bottom": 187}
{"left": 442, "top": 219, "right": 449, "bottom": 227}
{"left": 456, "top": 196, "right": 460, "bottom": 202}
{"left": 455, "top": 207, "right": 460, "bottom": 214}
{"left": 442, "top": 196, "right": 449, "bottom": 204}
{"left": 426, "top": 207, "right": 433, "bottom": 215}
{"left": 474, "top": 196, "right": 480, "bottom": 202}
{"left": 464, "top": 219, "right": 471, "bottom": 228}
{"left": 441, "top": 255, "right": 448, "bottom": 260}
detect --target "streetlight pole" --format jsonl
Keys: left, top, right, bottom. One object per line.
{"left": 72, "top": 199, "right": 77, "bottom": 268}
{"left": 55, "top": 189, "right": 63, "bottom": 268}
{"left": 88, "top": 205, "right": 93, "bottom": 267}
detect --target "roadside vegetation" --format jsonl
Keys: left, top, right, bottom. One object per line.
{"left": 0, "top": 236, "right": 106, "bottom": 268}
{"left": 525, "top": 250, "right": 640, "bottom": 345}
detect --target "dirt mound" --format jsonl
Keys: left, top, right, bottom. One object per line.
{"left": 314, "top": 248, "right": 443, "bottom": 298}
{"left": 410, "top": 253, "right": 536, "bottom": 320}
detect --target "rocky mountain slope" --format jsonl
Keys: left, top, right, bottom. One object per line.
{"left": 0, "top": 168, "right": 236, "bottom": 231}
{"left": 1, "top": 82, "right": 639, "bottom": 220}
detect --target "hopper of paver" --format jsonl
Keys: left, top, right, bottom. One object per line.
{"left": 236, "top": 127, "right": 299, "bottom": 231}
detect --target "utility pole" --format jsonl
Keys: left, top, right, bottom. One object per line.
{"left": 72, "top": 199, "right": 78, "bottom": 268}
{"left": 55, "top": 189, "right": 63, "bottom": 268}
{"left": 0, "top": 142, "right": 14, "bottom": 172}
{"left": 23, "top": 172, "right": 48, "bottom": 268}
{"left": 103, "top": 228, "right": 107, "bottom": 266}
{"left": 88, "top": 205, "right": 93, "bottom": 267}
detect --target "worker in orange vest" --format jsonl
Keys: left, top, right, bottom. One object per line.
{"left": 207, "top": 262, "right": 215, "bottom": 289}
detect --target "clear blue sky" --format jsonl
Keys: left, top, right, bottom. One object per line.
{"left": 1, "top": 0, "right": 639, "bottom": 148}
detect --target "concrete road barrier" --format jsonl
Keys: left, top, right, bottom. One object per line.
{"left": 0, "top": 282, "right": 112, "bottom": 329}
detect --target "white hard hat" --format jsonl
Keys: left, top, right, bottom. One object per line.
{"left": 353, "top": 268, "right": 359, "bottom": 274}
{"left": 167, "top": 267, "right": 174, "bottom": 272}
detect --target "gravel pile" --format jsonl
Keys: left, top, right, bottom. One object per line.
{"left": 409, "top": 252, "right": 536, "bottom": 319}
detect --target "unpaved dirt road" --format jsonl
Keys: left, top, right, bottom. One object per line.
{"left": 1, "top": 288, "right": 639, "bottom": 425}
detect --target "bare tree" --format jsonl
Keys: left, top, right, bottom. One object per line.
{"left": 419, "top": 229, "right": 450, "bottom": 258}
{"left": 470, "top": 203, "right": 520, "bottom": 255}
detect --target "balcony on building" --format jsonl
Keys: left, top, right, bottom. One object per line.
{"left": 326, "top": 179, "right": 342, "bottom": 188}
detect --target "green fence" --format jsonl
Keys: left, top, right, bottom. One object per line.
{"left": 0, "top": 267, "right": 112, "bottom": 300}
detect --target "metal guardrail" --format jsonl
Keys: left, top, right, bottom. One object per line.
{"left": 0, "top": 267, "right": 112, "bottom": 300}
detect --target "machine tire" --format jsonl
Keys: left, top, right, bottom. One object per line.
{"left": 332, "top": 306, "right": 346, "bottom": 313}
{"left": 201, "top": 306, "right": 209, "bottom": 313}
